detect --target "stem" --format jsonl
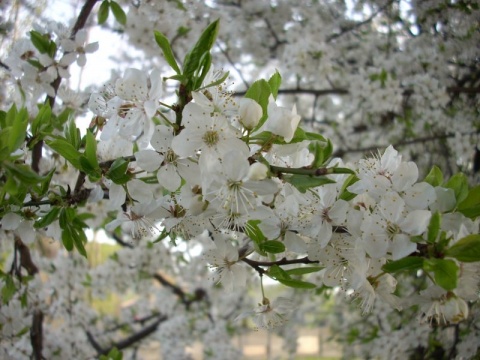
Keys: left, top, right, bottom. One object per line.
{"left": 260, "top": 276, "right": 266, "bottom": 299}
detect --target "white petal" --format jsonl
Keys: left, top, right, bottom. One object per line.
{"left": 391, "top": 234, "right": 417, "bottom": 260}
{"left": 157, "top": 165, "right": 181, "bottom": 192}
{"left": 2, "top": 212, "right": 22, "bottom": 230}
{"left": 399, "top": 210, "right": 431, "bottom": 235}
{"left": 108, "top": 183, "right": 126, "bottom": 210}
{"left": 127, "top": 179, "right": 153, "bottom": 203}
{"left": 135, "top": 149, "right": 163, "bottom": 172}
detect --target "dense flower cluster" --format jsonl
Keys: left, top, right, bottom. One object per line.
{"left": 0, "top": 1, "right": 479, "bottom": 359}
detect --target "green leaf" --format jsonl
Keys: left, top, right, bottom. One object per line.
{"left": 47, "top": 40, "right": 57, "bottom": 59}
{"left": 4, "top": 163, "right": 43, "bottom": 184}
{"left": 71, "top": 227, "right": 88, "bottom": 257}
{"left": 244, "top": 220, "right": 266, "bottom": 249}
{"left": 304, "top": 131, "right": 327, "bottom": 142}
{"left": 34, "top": 207, "right": 60, "bottom": 229}
{"left": 98, "top": 0, "right": 110, "bottom": 24}
{"left": 46, "top": 138, "right": 81, "bottom": 169}
{"left": 38, "top": 167, "right": 55, "bottom": 196}
{"left": 99, "top": 347, "right": 123, "bottom": 360}
{"left": 110, "top": 1, "right": 126, "bottom": 25}
{"left": 182, "top": 20, "right": 220, "bottom": 88}
{"left": 423, "top": 258, "right": 458, "bottom": 291}
{"left": 5, "top": 104, "right": 17, "bottom": 126}
{"left": 259, "top": 240, "right": 285, "bottom": 254}
{"left": 445, "top": 234, "right": 480, "bottom": 262}
{"left": 9, "top": 107, "right": 28, "bottom": 153}
{"left": 64, "top": 120, "right": 81, "bottom": 150}
{"left": 427, "top": 212, "right": 441, "bottom": 244}
{"left": 424, "top": 165, "right": 443, "bottom": 186}
{"left": 284, "top": 174, "right": 336, "bottom": 193}
{"left": 277, "top": 278, "right": 317, "bottom": 289}
{"left": 267, "top": 265, "right": 316, "bottom": 288}
{"left": 192, "top": 51, "right": 212, "bottom": 90}
{"left": 309, "top": 139, "right": 332, "bottom": 168}
{"left": 154, "top": 30, "right": 181, "bottom": 74}
{"left": 106, "top": 158, "right": 131, "bottom": 184}
{"left": 29, "top": 30, "right": 51, "bottom": 54}
{"left": 339, "top": 174, "right": 359, "bottom": 201}
{"left": 458, "top": 185, "right": 480, "bottom": 219}
{"left": 84, "top": 130, "right": 99, "bottom": 169}
{"left": 444, "top": 173, "right": 469, "bottom": 204}
{"left": 382, "top": 256, "right": 424, "bottom": 273}
{"left": 268, "top": 71, "right": 282, "bottom": 99}
{"left": 61, "top": 226, "right": 74, "bottom": 251}
{"left": 1, "top": 275, "right": 17, "bottom": 304}
{"left": 32, "top": 103, "right": 52, "bottom": 136}
{"left": 267, "top": 264, "right": 289, "bottom": 280}
{"left": 0, "top": 109, "right": 6, "bottom": 128}
{"left": 284, "top": 266, "right": 324, "bottom": 276}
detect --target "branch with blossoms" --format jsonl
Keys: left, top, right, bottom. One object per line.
{"left": 1, "top": 4, "right": 480, "bottom": 359}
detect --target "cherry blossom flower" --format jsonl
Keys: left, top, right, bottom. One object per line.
{"left": 203, "top": 234, "right": 248, "bottom": 290}
{"left": 135, "top": 124, "right": 200, "bottom": 191}
{"left": 171, "top": 102, "right": 249, "bottom": 168}
{"left": 60, "top": 29, "right": 99, "bottom": 67}
{"left": 100, "top": 68, "right": 162, "bottom": 147}
{"left": 237, "top": 297, "right": 295, "bottom": 330}
{"left": 106, "top": 200, "right": 167, "bottom": 240}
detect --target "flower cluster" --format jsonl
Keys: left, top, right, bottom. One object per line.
{"left": 0, "top": 2, "right": 479, "bottom": 359}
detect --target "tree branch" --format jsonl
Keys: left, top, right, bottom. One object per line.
{"left": 87, "top": 314, "right": 167, "bottom": 356}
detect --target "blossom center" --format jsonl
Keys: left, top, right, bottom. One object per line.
{"left": 202, "top": 130, "right": 219, "bottom": 146}
{"left": 165, "top": 149, "right": 177, "bottom": 163}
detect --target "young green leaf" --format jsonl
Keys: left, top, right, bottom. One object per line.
{"left": 98, "top": 0, "right": 110, "bottom": 24}
{"left": 445, "top": 234, "right": 480, "bottom": 262}
{"left": 154, "top": 30, "right": 182, "bottom": 75}
{"left": 84, "top": 130, "right": 100, "bottom": 170}
{"left": 268, "top": 70, "right": 282, "bottom": 99}
{"left": 427, "top": 212, "right": 441, "bottom": 244}
{"left": 106, "top": 158, "right": 131, "bottom": 184}
{"left": 61, "top": 226, "right": 74, "bottom": 251}
{"left": 458, "top": 185, "right": 480, "bottom": 219}
{"left": 444, "top": 173, "right": 469, "bottom": 204}
{"left": 382, "top": 256, "right": 424, "bottom": 273}
{"left": 277, "top": 278, "right": 317, "bottom": 289}
{"left": 182, "top": 19, "right": 220, "bottom": 88}
{"left": 34, "top": 207, "right": 61, "bottom": 229}
{"left": 9, "top": 107, "right": 28, "bottom": 153}
{"left": 284, "top": 174, "right": 336, "bottom": 193}
{"left": 284, "top": 266, "right": 324, "bottom": 276}
{"left": 259, "top": 240, "right": 285, "bottom": 254}
{"left": 46, "top": 138, "right": 82, "bottom": 169}
{"left": 1, "top": 275, "right": 17, "bottom": 304}
{"left": 4, "top": 163, "right": 44, "bottom": 184}
{"left": 32, "top": 103, "right": 52, "bottom": 136}
{"left": 110, "top": 1, "right": 127, "bottom": 25}
{"left": 192, "top": 52, "right": 212, "bottom": 90}
{"left": 423, "top": 258, "right": 458, "bottom": 291}
{"left": 29, "top": 30, "right": 51, "bottom": 54}
{"left": 424, "top": 165, "right": 443, "bottom": 186}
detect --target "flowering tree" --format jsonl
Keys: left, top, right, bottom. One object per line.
{"left": 0, "top": 0, "right": 479, "bottom": 359}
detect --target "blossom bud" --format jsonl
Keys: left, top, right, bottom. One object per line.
{"left": 262, "top": 100, "right": 301, "bottom": 143}
{"left": 247, "top": 162, "right": 269, "bottom": 180}
{"left": 239, "top": 98, "right": 262, "bottom": 130}
{"left": 443, "top": 294, "right": 468, "bottom": 324}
